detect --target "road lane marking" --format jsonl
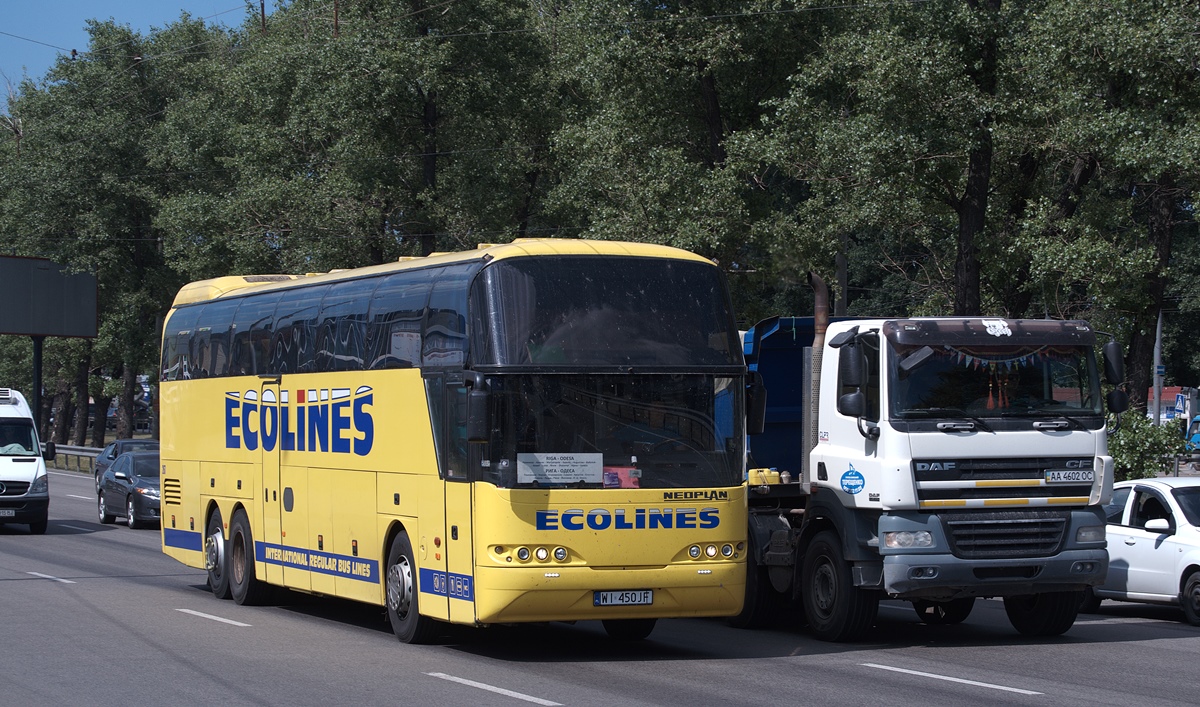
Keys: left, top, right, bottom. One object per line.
{"left": 59, "top": 524, "right": 92, "bottom": 532}
{"left": 862, "top": 663, "right": 1042, "bottom": 695}
{"left": 176, "top": 609, "right": 252, "bottom": 627}
{"left": 27, "top": 572, "right": 76, "bottom": 584}
{"left": 66, "top": 495, "right": 93, "bottom": 501}
{"left": 426, "top": 673, "right": 562, "bottom": 706}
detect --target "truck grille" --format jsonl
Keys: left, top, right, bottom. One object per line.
{"left": 941, "top": 510, "right": 1069, "bottom": 559}
{"left": 913, "top": 456, "right": 1093, "bottom": 506}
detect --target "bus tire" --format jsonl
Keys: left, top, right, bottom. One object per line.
{"left": 801, "top": 530, "right": 878, "bottom": 642}
{"left": 727, "top": 538, "right": 774, "bottom": 629}
{"left": 229, "top": 509, "right": 270, "bottom": 606}
{"left": 602, "top": 619, "right": 657, "bottom": 641}
{"left": 386, "top": 532, "right": 437, "bottom": 644}
{"left": 912, "top": 597, "right": 975, "bottom": 625}
{"left": 205, "top": 510, "right": 231, "bottom": 600}
{"left": 1003, "top": 591, "right": 1080, "bottom": 636}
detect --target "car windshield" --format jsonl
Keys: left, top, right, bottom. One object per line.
{"left": 132, "top": 456, "right": 160, "bottom": 478}
{"left": 1171, "top": 487, "right": 1200, "bottom": 527}
{"left": 0, "top": 422, "right": 36, "bottom": 456}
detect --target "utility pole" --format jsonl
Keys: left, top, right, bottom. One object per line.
{"left": 261, "top": 0, "right": 267, "bottom": 34}
{"left": 1152, "top": 308, "right": 1164, "bottom": 425}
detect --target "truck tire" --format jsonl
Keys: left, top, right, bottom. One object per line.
{"left": 801, "top": 530, "right": 878, "bottom": 642}
{"left": 1003, "top": 591, "right": 1081, "bottom": 636}
{"left": 912, "top": 597, "right": 975, "bottom": 625}
{"left": 1078, "top": 586, "right": 1102, "bottom": 614}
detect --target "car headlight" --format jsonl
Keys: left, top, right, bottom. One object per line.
{"left": 29, "top": 474, "right": 49, "bottom": 495}
{"left": 136, "top": 487, "right": 160, "bottom": 499}
{"left": 884, "top": 530, "right": 933, "bottom": 549}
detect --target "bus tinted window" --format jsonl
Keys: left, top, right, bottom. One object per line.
{"left": 195, "top": 298, "right": 240, "bottom": 378}
{"left": 475, "top": 257, "right": 739, "bottom": 368}
{"left": 367, "top": 270, "right": 433, "bottom": 369}
{"left": 161, "top": 305, "right": 202, "bottom": 381}
{"left": 316, "top": 278, "right": 376, "bottom": 371}
{"left": 230, "top": 293, "right": 281, "bottom": 376}
{"left": 424, "top": 264, "right": 476, "bottom": 368}
{"left": 271, "top": 285, "right": 328, "bottom": 374}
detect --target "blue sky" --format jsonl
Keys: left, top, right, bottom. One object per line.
{"left": 0, "top": 2, "right": 259, "bottom": 87}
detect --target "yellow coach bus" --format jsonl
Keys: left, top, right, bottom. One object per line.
{"left": 159, "top": 239, "right": 751, "bottom": 642}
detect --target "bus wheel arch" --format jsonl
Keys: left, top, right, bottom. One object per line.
{"left": 205, "top": 502, "right": 231, "bottom": 600}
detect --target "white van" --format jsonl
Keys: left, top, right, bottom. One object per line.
{"left": 0, "top": 388, "right": 53, "bottom": 534}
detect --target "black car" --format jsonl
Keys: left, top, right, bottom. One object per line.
{"left": 97, "top": 450, "right": 160, "bottom": 529}
{"left": 94, "top": 438, "right": 159, "bottom": 491}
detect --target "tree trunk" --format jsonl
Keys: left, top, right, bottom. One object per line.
{"left": 90, "top": 394, "right": 112, "bottom": 448}
{"left": 72, "top": 354, "right": 90, "bottom": 446}
{"left": 117, "top": 366, "right": 137, "bottom": 439}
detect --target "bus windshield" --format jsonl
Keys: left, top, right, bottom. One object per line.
{"left": 472, "top": 257, "right": 739, "bottom": 369}
{"left": 481, "top": 373, "right": 743, "bottom": 489}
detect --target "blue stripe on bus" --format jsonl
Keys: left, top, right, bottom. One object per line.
{"left": 418, "top": 567, "right": 475, "bottom": 601}
{"left": 254, "top": 541, "right": 379, "bottom": 583}
{"left": 163, "top": 528, "right": 203, "bottom": 551}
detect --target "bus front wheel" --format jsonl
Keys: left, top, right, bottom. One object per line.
{"left": 205, "top": 510, "right": 231, "bottom": 600}
{"left": 386, "top": 532, "right": 437, "bottom": 644}
{"left": 229, "top": 510, "right": 270, "bottom": 606}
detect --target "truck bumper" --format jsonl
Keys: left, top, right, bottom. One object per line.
{"left": 882, "top": 548, "right": 1107, "bottom": 600}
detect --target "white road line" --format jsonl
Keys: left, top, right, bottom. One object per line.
{"left": 59, "top": 524, "right": 92, "bottom": 532}
{"left": 176, "top": 609, "right": 252, "bottom": 627}
{"left": 862, "top": 663, "right": 1043, "bottom": 696}
{"left": 66, "top": 494, "right": 93, "bottom": 501}
{"left": 426, "top": 673, "right": 562, "bottom": 706}
{"left": 27, "top": 572, "right": 76, "bottom": 584}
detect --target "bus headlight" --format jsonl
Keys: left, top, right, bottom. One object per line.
{"left": 553, "top": 547, "right": 568, "bottom": 562}
{"left": 721, "top": 544, "right": 734, "bottom": 558}
{"left": 516, "top": 547, "right": 530, "bottom": 561}
{"left": 705, "top": 544, "right": 718, "bottom": 558}
{"left": 535, "top": 547, "right": 549, "bottom": 561}
{"left": 884, "top": 530, "right": 933, "bottom": 549}
{"left": 1076, "top": 525, "right": 1105, "bottom": 543}
{"left": 688, "top": 545, "right": 701, "bottom": 559}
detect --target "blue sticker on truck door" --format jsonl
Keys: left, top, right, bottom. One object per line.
{"left": 840, "top": 466, "right": 865, "bottom": 495}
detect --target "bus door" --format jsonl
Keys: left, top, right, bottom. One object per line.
{"left": 441, "top": 376, "right": 476, "bottom": 623}
{"left": 259, "top": 379, "right": 285, "bottom": 586}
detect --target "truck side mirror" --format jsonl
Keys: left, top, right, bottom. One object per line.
{"left": 1106, "top": 389, "right": 1129, "bottom": 414}
{"left": 838, "top": 390, "right": 866, "bottom": 418}
{"left": 465, "top": 373, "right": 490, "bottom": 443}
{"left": 1102, "top": 340, "right": 1125, "bottom": 385}
{"left": 839, "top": 343, "right": 863, "bottom": 389}
{"left": 746, "top": 371, "right": 767, "bottom": 436}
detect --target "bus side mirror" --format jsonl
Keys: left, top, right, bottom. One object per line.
{"left": 467, "top": 388, "right": 490, "bottom": 443}
{"left": 1103, "top": 340, "right": 1125, "bottom": 385}
{"left": 746, "top": 372, "right": 767, "bottom": 436}
{"left": 42, "top": 441, "right": 56, "bottom": 461}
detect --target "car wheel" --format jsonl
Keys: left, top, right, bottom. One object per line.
{"left": 1003, "top": 591, "right": 1081, "bottom": 636}
{"left": 913, "top": 597, "right": 975, "bottom": 625}
{"left": 205, "top": 509, "right": 231, "bottom": 600}
{"left": 1182, "top": 571, "right": 1200, "bottom": 626}
{"left": 386, "top": 531, "right": 437, "bottom": 644}
{"left": 28, "top": 516, "right": 48, "bottom": 535}
{"left": 802, "top": 530, "right": 879, "bottom": 642}
{"left": 98, "top": 493, "right": 115, "bottom": 524}
{"left": 126, "top": 497, "right": 140, "bottom": 529}
{"left": 229, "top": 509, "right": 270, "bottom": 606}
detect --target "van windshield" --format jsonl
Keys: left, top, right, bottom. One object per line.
{"left": 0, "top": 422, "right": 37, "bottom": 456}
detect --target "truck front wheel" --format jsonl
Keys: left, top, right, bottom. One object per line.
{"left": 801, "top": 530, "right": 878, "bottom": 641}
{"left": 1003, "top": 591, "right": 1081, "bottom": 636}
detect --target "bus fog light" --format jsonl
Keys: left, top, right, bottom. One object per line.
{"left": 535, "top": 547, "right": 549, "bottom": 561}
{"left": 1076, "top": 525, "right": 1105, "bottom": 543}
{"left": 721, "top": 544, "right": 733, "bottom": 557}
{"left": 553, "top": 547, "right": 568, "bottom": 562}
{"left": 884, "top": 530, "right": 933, "bottom": 549}
{"left": 705, "top": 544, "right": 718, "bottom": 558}
{"left": 688, "top": 545, "right": 701, "bottom": 559}
{"left": 516, "top": 547, "right": 530, "bottom": 561}
{"left": 736, "top": 542, "right": 745, "bottom": 552}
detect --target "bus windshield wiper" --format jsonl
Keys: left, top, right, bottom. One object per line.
{"left": 899, "top": 407, "right": 993, "bottom": 433}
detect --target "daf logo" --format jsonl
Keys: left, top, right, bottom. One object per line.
{"left": 1063, "top": 459, "right": 1091, "bottom": 469}
{"left": 915, "top": 462, "right": 956, "bottom": 471}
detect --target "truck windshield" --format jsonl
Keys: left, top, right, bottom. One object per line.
{"left": 889, "top": 343, "right": 1102, "bottom": 418}
{"left": 479, "top": 373, "right": 743, "bottom": 489}
{"left": 0, "top": 421, "right": 37, "bottom": 456}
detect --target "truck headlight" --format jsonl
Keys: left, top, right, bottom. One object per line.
{"left": 29, "top": 474, "right": 49, "bottom": 495}
{"left": 1076, "top": 525, "right": 1105, "bottom": 543}
{"left": 884, "top": 530, "right": 933, "bottom": 549}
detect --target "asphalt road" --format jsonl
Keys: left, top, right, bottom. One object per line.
{"left": 3, "top": 469, "right": 1199, "bottom": 706}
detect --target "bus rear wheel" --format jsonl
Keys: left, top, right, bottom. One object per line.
{"left": 229, "top": 509, "right": 270, "bottom": 606}
{"left": 205, "top": 510, "right": 231, "bottom": 600}
{"left": 386, "top": 532, "right": 436, "bottom": 644}
{"left": 602, "top": 619, "right": 657, "bottom": 641}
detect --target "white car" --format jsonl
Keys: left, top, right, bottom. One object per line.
{"left": 1082, "top": 477, "right": 1200, "bottom": 625}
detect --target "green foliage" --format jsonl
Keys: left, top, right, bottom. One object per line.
{"left": 1108, "top": 413, "right": 1189, "bottom": 481}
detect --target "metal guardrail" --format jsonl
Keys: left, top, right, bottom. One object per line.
{"left": 48, "top": 444, "right": 102, "bottom": 474}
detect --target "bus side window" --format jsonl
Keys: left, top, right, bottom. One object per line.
{"left": 272, "top": 285, "right": 328, "bottom": 375}
{"left": 316, "top": 278, "right": 376, "bottom": 372}
{"left": 423, "top": 265, "right": 475, "bottom": 368}
{"left": 199, "top": 299, "right": 239, "bottom": 378}
{"left": 367, "top": 270, "right": 432, "bottom": 370}
{"left": 231, "top": 293, "right": 281, "bottom": 376}
{"left": 162, "top": 306, "right": 202, "bottom": 381}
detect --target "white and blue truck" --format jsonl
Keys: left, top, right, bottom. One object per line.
{"left": 736, "top": 310, "right": 1129, "bottom": 640}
